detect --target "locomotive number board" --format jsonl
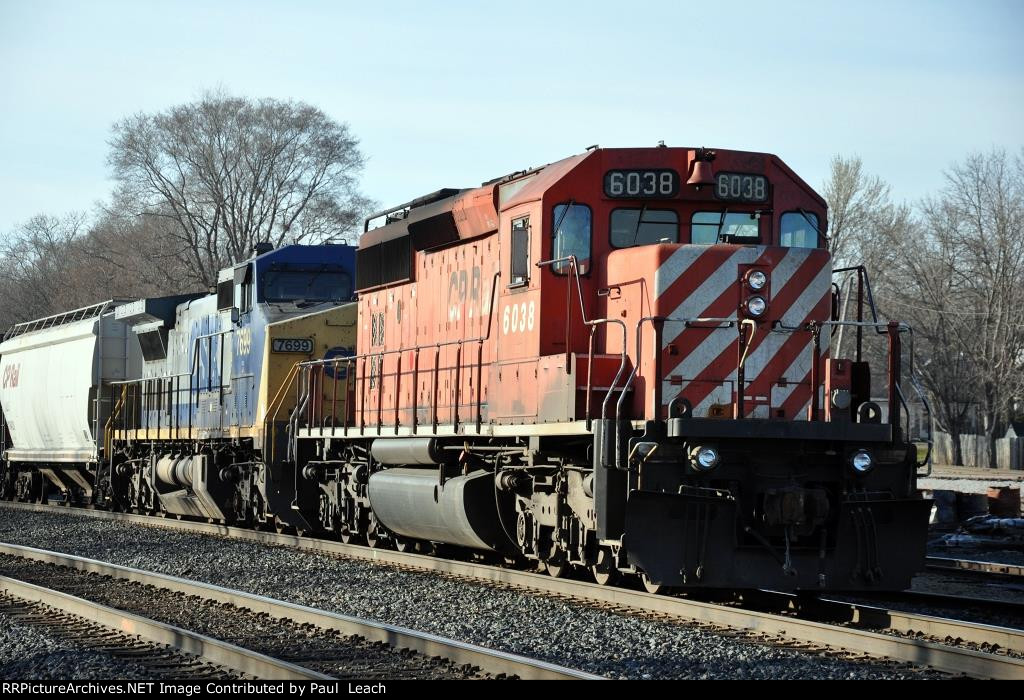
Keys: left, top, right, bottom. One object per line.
{"left": 272, "top": 337, "right": 314, "bottom": 353}
{"left": 714, "top": 172, "right": 769, "bottom": 202}
{"left": 604, "top": 169, "right": 679, "bottom": 198}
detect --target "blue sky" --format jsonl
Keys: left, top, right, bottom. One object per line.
{"left": 0, "top": 0, "right": 1021, "bottom": 233}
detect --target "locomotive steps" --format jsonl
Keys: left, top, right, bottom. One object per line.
{"left": 0, "top": 541, "right": 599, "bottom": 681}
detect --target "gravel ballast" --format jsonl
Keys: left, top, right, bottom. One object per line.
{"left": 0, "top": 505, "right": 945, "bottom": 679}
{"left": 0, "top": 610, "right": 159, "bottom": 680}
{"left": 0, "top": 555, "right": 487, "bottom": 680}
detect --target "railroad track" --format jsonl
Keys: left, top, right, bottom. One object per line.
{"left": 0, "top": 540, "right": 598, "bottom": 680}
{"left": 0, "top": 579, "right": 315, "bottom": 679}
{"left": 849, "top": 588, "right": 1024, "bottom": 623}
{"left": 926, "top": 556, "right": 1024, "bottom": 579}
{"left": 0, "top": 591, "right": 241, "bottom": 679}
{"left": 4, "top": 501, "right": 1024, "bottom": 679}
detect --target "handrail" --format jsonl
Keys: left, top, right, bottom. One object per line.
{"left": 618, "top": 315, "right": 744, "bottom": 420}
{"left": 292, "top": 272, "right": 501, "bottom": 438}
{"left": 831, "top": 265, "right": 884, "bottom": 328}
{"left": 618, "top": 317, "right": 660, "bottom": 420}
{"left": 265, "top": 361, "right": 304, "bottom": 463}
{"left": 106, "top": 328, "right": 234, "bottom": 443}
{"left": 3, "top": 298, "right": 131, "bottom": 341}
{"left": 297, "top": 272, "right": 501, "bottom": 372}
{"left": 535, "top": 255, "right": 628, "bottom": 424}
{"left": 103, "top": 385, "right": 130, "bottom": 458}
{"left": 621, "top": 314, "right": 918, "bottom": 424}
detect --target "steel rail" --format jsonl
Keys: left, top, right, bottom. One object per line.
{"left": 926, "top": 556, "right": 1024, "bottom": 579}
{"left": 769, "top": 592, "right": 1024, "bottom": 654}
{"left": 3, "top": 501, "right": 1023, "bottom": 679}
{"left": 0, "top": 574, "right": 329, "bottom": 680}
{"left": 0, "top": 539, "right": 599, "bottom": 681}
{"left": 846, "top": 589, "right": 1024, "bottom": 621}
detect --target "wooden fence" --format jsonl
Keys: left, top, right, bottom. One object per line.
{"left": 933, "top": 431, "right": 1024, "bottom": 469}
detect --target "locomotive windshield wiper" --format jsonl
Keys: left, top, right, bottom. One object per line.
{"left": 552, "top": 199, "right": 574, "bottom": 233}
{"left": 629, "top": 204, "right": 648, "bottom": 247}
{"left": 551, "top": 200, "right": 575, "bottom": 271}
{"left": 798, "top": 207, "right": 826, "bottom": 244}
{"left": 715, "top": 208, "right": 730, "bottom": 243}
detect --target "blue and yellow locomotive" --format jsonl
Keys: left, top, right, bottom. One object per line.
{"left": 106, "top": 243, "right": 358, "bottom": 527}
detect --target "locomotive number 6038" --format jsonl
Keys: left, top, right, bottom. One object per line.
{"left": 604, "top": 169, "right": 679, "bottom": 198}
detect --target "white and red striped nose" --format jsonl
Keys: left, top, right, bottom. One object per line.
{"left": 654, "top": 246, "right": 833, "bottom": 421}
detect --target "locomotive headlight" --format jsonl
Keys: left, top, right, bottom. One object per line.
{"left": 690, "top": 445, "right": 721, "bottom": 472}
{"left": 745, "top": 296, "right": 767, "bottom": 317}
{"left": 746, "top": 270, "right": 768, "bottom": 291}
{"left": 851, "top": 450, "right": 874, "bottom": 474}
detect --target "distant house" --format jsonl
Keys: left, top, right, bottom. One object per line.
{"left": 1008, "top": 421, "right": 1024, "bottom": 439}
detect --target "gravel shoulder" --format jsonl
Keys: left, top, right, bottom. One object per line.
{"left": 0, "top": 504, "right": 945, "bottom": 679}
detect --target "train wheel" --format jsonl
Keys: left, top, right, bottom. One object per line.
{"left": 590, "top": 548, "right": 619, "bottom": 587}
{"left": 545, "top": 559, "right": 570, "bottom": 579}
{"left": 640, "top": 572, "right": 671, "bottom": 595}
{"left": 393, "top": 536, "right": 415, "bottom": 553}
{"left": 365, "top": 520, "right": 382, "bottom": 549}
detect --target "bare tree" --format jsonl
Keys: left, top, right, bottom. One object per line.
{"left": 0, "top": 206, "right": 204, "bottom": 332}
{"left": 823, "top": 155, "right": 913, "bottom": 378}
{"left": 930, "top": 150, "right": 1024, "bottom": 466}
{"left": 882, "top": 223, "right": 979, "bottom": 465}
{"left": 0, "top": 213, "right": 88, "bottom": 328}
{"left": 880, "top": 149, "right": 1024, "bottom": 466}
{"left": 74, "top": 206, "right": 202, "bottom": 302}
{"left": 108, "top": 92, "right": 371, "bottom": 287}
{"left": 823, "top": 155, "right": 904, "bottom": 269}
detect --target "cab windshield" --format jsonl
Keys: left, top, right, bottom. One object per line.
{"left": 610, "top": 208, "right": 679, "bottom": 247}
{"left": 691, "top": 212, "right": 760, "bottom": 244}
{"left": 262, "top": 266, "right": 353, "bottom": 304}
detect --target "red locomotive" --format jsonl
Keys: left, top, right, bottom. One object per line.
{"left": 292, "top": 144, "right": 931, "bottom": 593}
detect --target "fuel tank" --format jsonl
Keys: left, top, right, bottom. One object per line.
{"left": 366, "top": 468, "right": 510, "bottom": 551}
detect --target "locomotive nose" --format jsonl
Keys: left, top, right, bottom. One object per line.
{"left": 649, "top": 245, "right": 833, "bottom": 421}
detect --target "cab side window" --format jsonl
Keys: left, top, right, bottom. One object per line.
{"left": 552, "top": 203, "right": 591, "bottom": 274}
{"left": 780, "top": 212, "right": 819, "bottom": 248}
{"left": 510, "top": 216, "right": 530, "bottom": 287}
{"left": 217, "top": 280, "right": 233, "bottom": 310}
